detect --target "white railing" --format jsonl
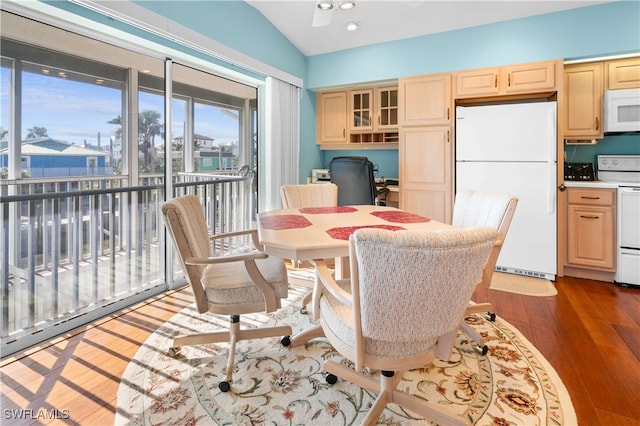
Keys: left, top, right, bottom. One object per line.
{"left": 0, "top": 172, "right": 253, "bottom": 356}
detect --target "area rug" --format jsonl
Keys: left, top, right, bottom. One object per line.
{"left": 490, "top": 272, "right": 557, "bottom": 297}
{"left": 116, "top": 286, "right": 576, "bottom": 425}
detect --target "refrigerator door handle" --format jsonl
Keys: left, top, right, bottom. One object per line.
{"left": 547, "top": 108, "right": 557, "bottom": 214}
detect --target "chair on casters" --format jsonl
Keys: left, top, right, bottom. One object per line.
{"left": 315, "top": 226, "right": 497, "bottom": 426}
{"left": 161, "top": 194, "right": 292, "bottom": 392}
{"left": 328, "top": 156, "right": 388, "bottom": 206}
{"left": 452, "top": 189, "right": 518, "bottom": 355}
{"left": 280, "top": 183, "right": 338, "bottom": 210}
{"left": 279, "top": 183, "right": 339, "bottom": 311}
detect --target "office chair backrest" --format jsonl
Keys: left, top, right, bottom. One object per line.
{"left": 329, "top": 156, "right": 377, "bottom": 206}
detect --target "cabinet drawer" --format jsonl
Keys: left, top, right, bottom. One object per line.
{"left": 567, "top": 188, "right": 614, "bottom": 206}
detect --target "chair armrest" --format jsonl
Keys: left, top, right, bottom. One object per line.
{"left": 209, "top": 228, "right": 257, "bottom": 241}
{"left": 185, "top": 251, "right": 267, "bottom": 265}
{"left": 209, "top": 229, "right": 264, "bottom": 251}
{"left": 315, "top": 259, "right": 353, "bottom": 307}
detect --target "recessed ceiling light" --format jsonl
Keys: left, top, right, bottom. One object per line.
{"left": 345, "top": 20, "right": 359, "bottom": 31}
{"left": 339, "top": 1, "right": 355, "bottom": 10}
{"left": 317, "top": 1, "right": 333, "bottom": 10}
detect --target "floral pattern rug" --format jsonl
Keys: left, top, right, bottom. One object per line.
{"left": 116, "top": 286, "right": 576, "bottom": 425}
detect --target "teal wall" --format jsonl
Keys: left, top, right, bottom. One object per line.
{"left": 305, "top": 1, "right": 640, "bottom": 180}
{"left": 41, "top": 0, "right": 640, "bottom": 181}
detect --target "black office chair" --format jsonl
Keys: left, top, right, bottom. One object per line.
{"left": 328, "top": 156, "right": 389, "bottom": 206}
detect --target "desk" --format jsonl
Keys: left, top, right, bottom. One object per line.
{"left": 257, "top": 205, "right": 449, "bottom": 345}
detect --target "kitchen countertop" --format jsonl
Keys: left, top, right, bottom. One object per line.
{"left": 563, "top": 180, "right": 619, "bottom": 189}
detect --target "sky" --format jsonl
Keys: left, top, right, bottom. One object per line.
{"left": 0, "top": 66, "right": 240, "bottom": 149}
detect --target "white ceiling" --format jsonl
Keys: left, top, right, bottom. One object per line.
{"left": 245, "top": 1, "right": 611, "bottom": 56}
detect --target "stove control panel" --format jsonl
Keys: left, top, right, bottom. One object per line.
{"left": 598, "top": 155, "right": 640, "bottom": 172}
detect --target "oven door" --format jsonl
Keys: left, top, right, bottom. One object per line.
{"left": 617, "top": 186, "right": 640, "bottom": 286}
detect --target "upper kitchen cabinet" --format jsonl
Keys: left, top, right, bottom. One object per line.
{"left": 349, "top": 86, "right": 399, "bottom": 132}
{"left": 605, "top": 57, "right": 640, "bottom": 90}
{"left": 564, "top": 62, "right": 603, "bottom": 139}
{"left": 316, "top": 83, "right": 399, "bottom": 149}
{"left": 398, "top": 73, "right": 452, "bottom": 127}
{"left": 375, "top": 86, "right": 399, "bottom": 130}
{"left": 454, "top": 60, "right": 557, "bottom": 99}
{"left": 316, "top": 91, "right": 347, "bottom": 144}
{"left": 349, "top": 89, "right": 373, "bottom": 131}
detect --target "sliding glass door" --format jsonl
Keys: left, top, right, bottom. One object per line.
{"left": 0, "top": 11, "right": 259, "bottom": 356}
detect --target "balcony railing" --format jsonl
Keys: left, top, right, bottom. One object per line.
{"left": 0, "top": 172, "right": 253, "bottom": 356}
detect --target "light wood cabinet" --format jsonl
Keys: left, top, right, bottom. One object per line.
{"left": 316, "top": 86, "right": 399, "bottom": 149}
{"left": 566, "top": 188, "right": 615, "bottom": 271}
{"left": 375, "top": 86, "right": 399, "bottom": 130}
{"left": 349, "top": 86, "right": 399, "bottom": 132}
{"left": 398, "top": 73, "right": 452, "bottom": 126}
{"left": 605, "top": 57, "right": 640, "bottom": 90}
{"left": 316, "top": 91, "right": 347, "bottom": 144}
{"left": 563, "top": 62, "right": 603, "bottom": 139}
{"left": 398, "top": 73, "right": 453, "bottom": 223}
{"left": 349, "top": 89, "right": 373, "bottom": 131}
{"left": 455, "top": 60, "right": 556, "bottom": 98}
{"left": 399, "top": 126, "right": 452, "bottom": 224}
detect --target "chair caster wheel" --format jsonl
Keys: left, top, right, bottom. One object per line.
{"left": 281, "top": 336, "right": 291, "bottom": 347}
{"left": 326, "top": 374, "right": 338, "bottom": 385}
{"left": 168, "top": 347, "right": 180, "bottom": 357}
{"left": 475, "top": 345, "right": 489, "bottom": 356}
{"left": 484, "top": 312, "right": 496, "bottom": 322}
{"left": 219, "top": 381, "right": 231, "bottom": 392}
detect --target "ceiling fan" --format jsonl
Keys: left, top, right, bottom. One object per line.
{"left": 312, "top": 1, "right": 356, "bottom": 27}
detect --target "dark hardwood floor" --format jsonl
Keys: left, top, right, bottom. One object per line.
{"left": 1, "top": 275, "right": 639, "bottom": 425}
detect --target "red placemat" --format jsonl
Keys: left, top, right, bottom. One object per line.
{"left": 260, "top": 215, "right": 312, "bottom": 230}
{"left": 370, "top": 210, "right": 430, "bottom": 223}
{"left": 326, "top": 225, "right": 405, "bottom": 240}
{"left": 299, "top": 206, "right": 358, "bottom": 214}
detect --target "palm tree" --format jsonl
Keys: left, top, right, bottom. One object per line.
{"left": 0, "top": 127, "right": 8, "bottom": 141}
{"left": 107, "top": 110, "right": 164, "bottom": 172}
{"left": 138, "top": 110, "right": 162, "bottom": 169}
{"left": 26, "top": 126, "right": 48, "bottom": 139}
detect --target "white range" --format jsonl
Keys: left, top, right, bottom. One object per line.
{"left": 597, "top": 155, "right": 640, "bottom": 287}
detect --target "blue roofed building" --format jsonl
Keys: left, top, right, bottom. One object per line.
{"left": 0, "top": 137, "right": 113, "bottom": 178}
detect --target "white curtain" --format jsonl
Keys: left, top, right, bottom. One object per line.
{"left": 263, "top": 76, "right": 301, "bottom": 211}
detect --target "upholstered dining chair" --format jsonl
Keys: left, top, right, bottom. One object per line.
{"left": 280, "top": 183, "right": 338, "bottom": 209}
{"left": 161, "top": 195, "right": 292, "bottom": 392}
{"left": 280, "top": 183, "right": 339, "bottom": 311}
{"left": 452, "top": 189, "right": 518, "bottom": 354}
{"left": 315, "top": 226, "right": 497, "bottom": 426}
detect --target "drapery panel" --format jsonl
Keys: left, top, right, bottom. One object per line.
{"left": 263, "top": 77, "right": 300, "bottom": 211}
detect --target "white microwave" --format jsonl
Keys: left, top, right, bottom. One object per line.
{"left": 605, "top": 88, "right": 640, "bottom": 133}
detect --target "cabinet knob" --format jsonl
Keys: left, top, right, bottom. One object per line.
{"left": 558, "top": 184, "right": 567, "bottom": 192}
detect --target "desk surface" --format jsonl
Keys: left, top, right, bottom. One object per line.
{"left": 257, "top": 205, "right": 448, "bottom": 261}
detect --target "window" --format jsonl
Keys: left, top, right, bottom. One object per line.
{"left": 0, "top": 11, "right": 258, "bottom": 356}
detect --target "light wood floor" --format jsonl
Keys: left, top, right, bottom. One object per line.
{"left": 1, "top": 275, "right": 639, "bottom": 425}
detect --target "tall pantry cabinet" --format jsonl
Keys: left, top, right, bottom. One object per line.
{"left": 398, "top": 73, "right": 454, "bottom": 223}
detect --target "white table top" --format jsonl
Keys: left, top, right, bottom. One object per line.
{"left": 257, "top": 205, "right": 449, "bottom": 261}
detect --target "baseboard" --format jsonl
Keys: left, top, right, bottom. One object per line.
{"left": 563, "top": 266, "right": 615, "bottom": 283}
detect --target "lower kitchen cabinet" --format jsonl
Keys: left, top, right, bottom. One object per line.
{"left": 566, "top": 187, "right": 616, "bottom": 271}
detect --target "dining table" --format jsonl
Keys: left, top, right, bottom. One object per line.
{"left": 257, "top": 204, "right": 450, "bottom": 345}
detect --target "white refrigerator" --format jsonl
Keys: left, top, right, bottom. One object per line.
{"left": 455, "top": 102, "right": 557, "bottom": 280}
